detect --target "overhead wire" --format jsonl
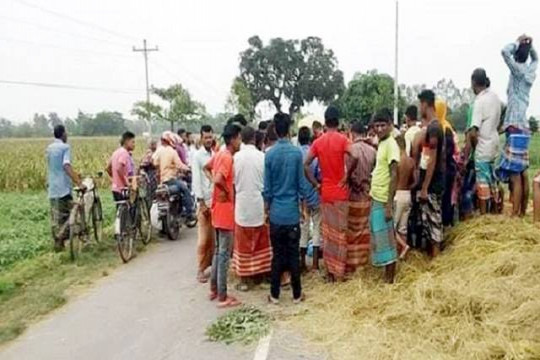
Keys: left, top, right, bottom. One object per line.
{"left": 0, "top": 79, "right": 144, "bottom": 94}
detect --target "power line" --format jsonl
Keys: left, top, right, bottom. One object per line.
{"left": 12, "top": 0, "right": 138, "bottom": 42}
{"left": 0, "top": 36, "right": 137, "bottom": 59}
{"left": 133, "top": 39, "right": 159, "bottom": 136}
{"left": 0, "top": 79, "right": 144, "bottom": 94}
{"left": 0, "top": 15, "right": 130, "bottom": 48}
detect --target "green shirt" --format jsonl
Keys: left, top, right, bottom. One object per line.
{"left": 370, "top": 136, "right": 400, "bottom": 203}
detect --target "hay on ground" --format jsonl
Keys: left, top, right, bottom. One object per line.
{"left": 289, "top": 216, "right": 540, "bottom": 360}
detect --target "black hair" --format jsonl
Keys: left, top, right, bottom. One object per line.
{"left": 515, "top": 42, "right": 531, "bottom": 63}
{"left": 418, "top": 90, "right": 436, "bottom": 108}
{"left": 405, "top": 105, "right": 418, "bottom": 121}
{"left": 471, "top": 68, "right": 490, "bottom": 88}
{"left": 227, "top": 113, "right": 248, "bottom": 127}
{"left": 273, "top": 113, "right": 291, "bottom": 138}
{"left": 200, "top": 124, "right": 213, "bottom": 135}
{"left": 373, "top": 108, "right": 393, "bottom": 124}
{"left": 265, "top": 121, "right": 278, "bottom": 143}
{"left": 298, "top": 126, "right": 312, "bottom": 145}
{"left": 255, "top": 130, "right": 265, "bottom": 151}
{"left": 120, "top": 131, "right": 135, "bottom": 145}
{"left": 324, "top": 106, "right": 340, "bottom": 128}
{"left": 258, "top": 120, "right": 268, "bottom": 131}
{"left": 177, "top": 128, "right": 186, "bottom": 136}
{"left": 53, "top": 124, "right": 66, "bottom": 139}
{"left": 312, "top": 120, "right": 323, "bottom": 130}
{"left": 222, "top": 123, "right": 242, "bottom": 146}
{"left": 241, "top": 126, "right": 256, "bottom": 144}
{"left": 351, "top": 121, "right": 367, "bottom": 135}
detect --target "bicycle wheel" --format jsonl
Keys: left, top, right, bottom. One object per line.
{"left": 116, "top": 204, "right": 134, "bottom": 263}
{"left": 138, "top": 198, "right": 152, "bottom": 245}
{"left": 91, "top": 196, "right": 103, "bottom": 243}
{"left": 69, "top": 205, "right": 86, "bottom": 261}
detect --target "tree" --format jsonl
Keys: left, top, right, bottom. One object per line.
{"left": 338, "top": 70, "right": 405, "bottom": 125}
{"left": 226, "top": 77, "right": 256, "bottom": 121}
{"left": 0, "top": 118, "right": 14, "bottom": 138}
{"left": 449, "top": 103, "right": 470, "bottom": 132}
{"left": 149, "top": 84, "right": 205, "bottom": 131}
{"left": 239, "top": 36, "right": 344, "bottom": 116}
{"left": 529, "top": 116, "right": 539, "bottom": 133}
{"left": 32, "top": 113, "right": 50, "bottom": 137}
{"left": 432, "top": 79, "right": 474, "bottom": 110}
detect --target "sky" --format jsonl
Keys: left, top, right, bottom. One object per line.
{"left": 1, "top": 0, "right": 539, "bottom": 123}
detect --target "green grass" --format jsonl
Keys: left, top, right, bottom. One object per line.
{"left": 0, "top": 192, "right": 142, "bottom": 344}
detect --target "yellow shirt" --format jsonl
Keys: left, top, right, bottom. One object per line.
{"left": 370, "top": 136, "right": 400, "bottom": 203}
{"left": 152, "top": 146, "right": 183, "bottom": 183}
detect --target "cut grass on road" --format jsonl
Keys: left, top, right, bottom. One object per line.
{"left": 0, "top": 192, "right": 143, "bottom": 344}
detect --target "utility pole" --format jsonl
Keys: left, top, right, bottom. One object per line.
{"left": 393, "top": 0, "right": 399, "bottom": 126}
{"left": 133, "top": 39, "right": 158, "bottom": 137}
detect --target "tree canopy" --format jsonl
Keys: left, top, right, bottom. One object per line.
{"left": 239, "top": 36, "right": 344, "bottom": 116}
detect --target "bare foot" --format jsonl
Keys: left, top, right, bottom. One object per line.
{"left": 399, "top": 245, "right": 410, "bottom": 259}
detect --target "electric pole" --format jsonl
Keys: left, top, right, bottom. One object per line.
{"left": 133, "top": 39, "right": 158, "bottom": 137}
{"left": 393, "top": 0, "right": 399, "bottom": 126}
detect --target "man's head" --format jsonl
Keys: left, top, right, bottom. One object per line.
{"left": 418, "top": 90, "right": 436, "bottom": 119}
{"left": 405, "top": 105, "right": 418, "bottom": 126}
{"left": 177, "top": 128, "right": 188, "bottom": 143}
{"left": 148, "top": 139, "right": 157, "bottom": 152}
{"left": 324, "top": 106, "right": 340, "bottom": 129}
{"left": 258, "top": 120, "right": 269, "bottom": 132}
{"left": 200, "top": 124, "right": 213, "bottom": 150}
{"left": 222, "top": 123, "right": 242, "bottom": 152}
{"left": 227, "top": 114, "right": 248, "bottom": 128}
{"left": 312, "top": 120, "right": 323, "bottom": 139}
{"left": 350, "top": 121, "right": 367, "bottom": 141}
{"left": 471, "top": 68, "right": 490, "bottom": 95}
{"left": 372, "top": 108, "right": 393, "bottom": 140}
{"left": 186, "top": 131, "right": 192, "bottom": 146}
{"left": 515, "top": 40, "right": 532, "bottom": 63}
{"left": 273, "top": 113, "right": 291, "bottom": 138}
{"left": 265, "top": 121, "right": 278, "bottom": 146}
{"left": 241, "top": 126, "right": 256, "bottom": 145}
{"left": 53, "top": 124, "right": 67, "bottom": 143}
{"left": 298, "top": 126, "right": 312, "bottom": 146}
{"left": 120, "top": 131, "right": 136, "bottom": 151}
{"left": 255, "top": 130, "right": 265, "bottom": 151}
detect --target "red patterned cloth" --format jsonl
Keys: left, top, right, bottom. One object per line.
{"left": 232, "top": 224, "right": 272, "bottom": 277}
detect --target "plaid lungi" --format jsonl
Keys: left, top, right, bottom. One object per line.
{"left": 496, "top": 128, "right": 531, "bottom": 183}
{"left": 321, "top": 201, "right": 349, "bottom": 277}
{"left": 232, "top": 224, "right": 272, "bottom": 277}
{"left": 369, "top": 200, "right": 397, "bottom": 267}
{"left": 347, "top": 199, "right": 371, "bottom": 271}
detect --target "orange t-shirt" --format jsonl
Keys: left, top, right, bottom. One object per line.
{"left": 310, "top": 131, "right": 350, "bottom": 203}
{"left": 210, "top": 149, "right": 235, "bottom": 230}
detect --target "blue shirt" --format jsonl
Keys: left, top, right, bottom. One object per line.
{"left": 46, "top": 139, "right": 72, "bottom": 199}
{"left": 298, "top": 144, "right": 320, "bottom": 206}
{"left": 264, "top": 139, "right": 318, "bottom": 225}
{"left": 502, "top": 42, "right": 538, "bottom": 131}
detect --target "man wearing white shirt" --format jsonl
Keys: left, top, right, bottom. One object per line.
{"left": 231, "top": 126, "right": 272, "bottom": 291}
{"left": 192, "top": 125, "right": 215, "bottom": 283}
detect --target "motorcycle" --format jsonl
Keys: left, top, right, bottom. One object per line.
{"left": 154, "top": 182, "right": 197, "bottom": 241}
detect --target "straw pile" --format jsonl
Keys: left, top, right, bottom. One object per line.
{"left": 290, "top": 216, "right": 540, "bottom": 360}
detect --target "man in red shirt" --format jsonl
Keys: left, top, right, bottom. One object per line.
{"left": 304, "top": 106, "right": 356, "bottom": 281}
{"left": 205, "top": 123, "right": 242, "bottom": 308}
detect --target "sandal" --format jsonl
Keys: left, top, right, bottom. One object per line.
{"left": 267, "top": 295, "right": 279, "bottom": 305}
{"left": 197, "top": 272, "right": 209, "bottom": 284}
{"left": 208, "top": 291, "right": 218, "bottom": 301}
{"left": 235, "top": 283, "right": 250, "bottom": 292}
{"left": 217, "top": 296, "right": 241, "bottom": 308}
{"left": 293, "top": 293, "right": 306, "bottom": 305}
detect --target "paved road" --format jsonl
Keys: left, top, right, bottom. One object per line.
{"left": 0, "top": 229, "right": 322, "bottom": 360}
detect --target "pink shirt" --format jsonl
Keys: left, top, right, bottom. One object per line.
{"left": 109, "top": 147, "right": 133, "bottom": 193}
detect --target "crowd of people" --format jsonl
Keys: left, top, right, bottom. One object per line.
{"left": 46, "top": 35, "right": 539, "bottom": 308}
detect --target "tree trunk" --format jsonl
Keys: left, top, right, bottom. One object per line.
{"left": 170, "top": 119, "right": 174, "bottom": 131}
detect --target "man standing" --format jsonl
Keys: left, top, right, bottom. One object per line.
{"left": 404, "top": 105, "right": 420, "bottom": 156}
{"left": 46, "top": 125, "right": 83, "bottom": 251}
{"left": 469, "top": 68, "right": 502, "bottom": 214}
{"left": 417, "top": 90, "right": 444, "bottom": 257}
{"left": 297, "top": 126, "right": 321, "bottom": 271}
{"left": 192, "top": 125, "right": 215, "bottom": 283}
{"left": 107, "top": 131, "right": 136, "bottom": 202}
{"left": 264, "top": 113, "right": 317, "bottom": 304}
{"left": 369, "top": 110, "right": 400, "bottom": 283}
{"left": 232, "top": 126, "right": 271, "bottom": 290}
{"left": 347, "top": 122, "right": 376, "bottom": 271}
{"left": 207, "top": 123, "right": 242, "bottom": 308}
{"left": 304, "top": 106, "right": 356, "bottom": 282}
{"left": 497, "top": 35, "right": 538, "bottom": 216}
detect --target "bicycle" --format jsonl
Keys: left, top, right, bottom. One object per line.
{"left": 68, "top": 172, "right": 104, "bottom": 261}
{"left": 115, "top": 176, "right": 152, "bottom": 263}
